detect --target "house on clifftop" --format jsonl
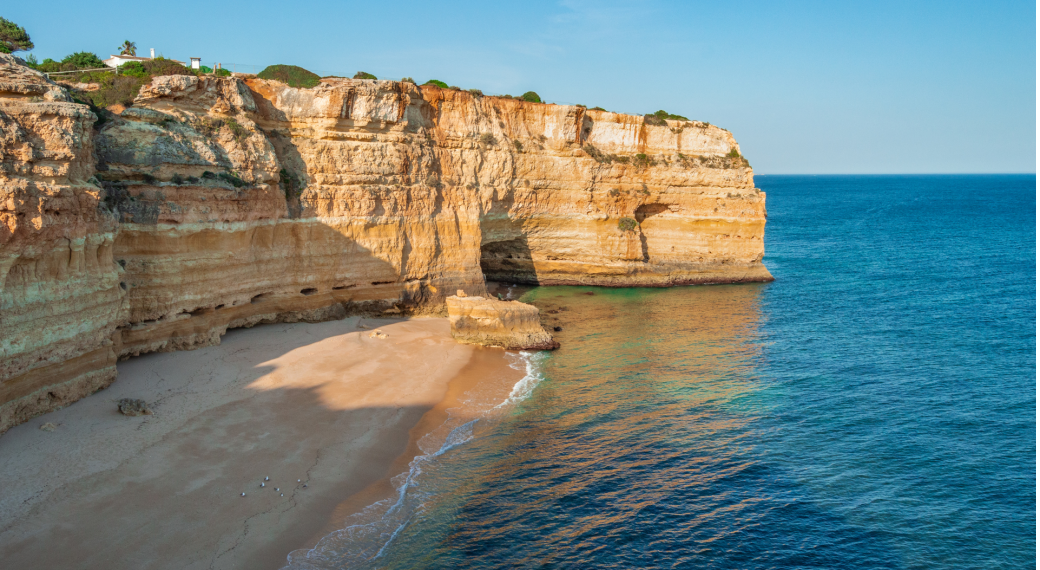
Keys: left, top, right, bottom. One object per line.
{"left": 104, "top": 51, "right": 186, "bottom": 68}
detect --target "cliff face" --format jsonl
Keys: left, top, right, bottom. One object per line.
{"left": 0, "top": 56, "right": 127, "bottom": 431}
{"left": 0, "top": 54, "right": 770, "bottom": 431}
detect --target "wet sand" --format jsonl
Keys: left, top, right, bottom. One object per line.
{"left": 0, "top": 316, "right": 523, "bottom": 570}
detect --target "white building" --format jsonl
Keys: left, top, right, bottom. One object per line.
{"left": 103, "top": 52, "right": 186, "bottom": 68}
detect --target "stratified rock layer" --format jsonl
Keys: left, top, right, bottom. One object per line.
{"left": 0, "top": 55, "right": 127, "bottom": 432}
{"left": 0, "top": 54, "right": 771, "bottom": 432}
{"left": 447, "top": 294, "right": 557, "bottom": 350}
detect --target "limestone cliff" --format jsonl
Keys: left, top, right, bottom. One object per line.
{"left": 0, "top": 56, "right": 126, "bottom": 432}
{"left": 0, "top": 54, "right": 770, "bottom": 432}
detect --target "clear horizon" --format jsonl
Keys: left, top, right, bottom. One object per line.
{"left": 6, "top": 0, "right": 1035, "bottom": 174}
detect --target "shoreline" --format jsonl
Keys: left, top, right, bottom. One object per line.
{"left": 0, "top": 316, "right": 524, "bottom": 570}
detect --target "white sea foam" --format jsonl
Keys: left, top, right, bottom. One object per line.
{"left": 283, "top": 350, "right": 545, "bottom": 569}
{"left": 496, "top": 351, "right": 547, "bottom": 408}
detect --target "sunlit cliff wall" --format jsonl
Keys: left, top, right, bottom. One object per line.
{"left": 0, "top": 54, "right": 770, "bottom": 431}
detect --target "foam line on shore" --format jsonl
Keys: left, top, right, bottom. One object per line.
{"left": 284, "top": 350, "right": 546, "bottom": 569}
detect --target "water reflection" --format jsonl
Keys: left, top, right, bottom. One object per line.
{"left": 372, "top": 284, "right": 895, "bottom": 570}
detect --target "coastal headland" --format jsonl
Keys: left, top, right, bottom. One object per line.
{"left": 0, "top": 51, "right": 769, "bottom": 567}
{"left": 1, "top": 52, "right": 770, "bottom": 431}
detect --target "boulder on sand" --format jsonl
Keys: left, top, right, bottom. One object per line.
{"left": 446, "top": 294, "right": 559, "bottom": 350}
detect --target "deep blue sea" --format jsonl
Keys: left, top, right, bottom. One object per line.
{"left": 290, "top": 175, "right": 1036, "bottom": 569}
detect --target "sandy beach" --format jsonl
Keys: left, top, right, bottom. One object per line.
{"left": 0, "top": 316, "right": 523, "bottom": 570}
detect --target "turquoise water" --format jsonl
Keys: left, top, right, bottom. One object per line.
{"left": 290, "top": 175, "right": 1035, "bottom": 569}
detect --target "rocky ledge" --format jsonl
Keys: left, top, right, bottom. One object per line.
{"left": 446, "top": 291, "right": 559, "bottom": 350}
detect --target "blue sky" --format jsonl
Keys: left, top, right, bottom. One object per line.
{"left": 8, "top": 0, "right": 1035, "bottom": 173}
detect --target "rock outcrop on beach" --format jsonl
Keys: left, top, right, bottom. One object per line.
{"left": 0, "top": 53, "right": 770, "bottom": 431}
{"left": 447, "top": 292, "right": 558, "bottom": 350}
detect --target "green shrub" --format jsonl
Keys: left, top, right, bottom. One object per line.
{"left": 468, "top": 88, "right": 483, "bottom": 96}
{"left": 279, "top": 168, "right": 303, "bottom": 199}
{"left": 36, "top": 58, "right": 62, "bottom": 72}
{"left": 218, "top": 172, "right": 247, "bottom": 188}
{"left": 257, "top": 64, "right": 320, "bottom": 88}
{"left": 644, "top": 114, "right": 667, "bottom": 126}
{"left": 448, "top": 85, "right": 460, "bottom": 90}
{"left": 142, "top": 57, "right": 195, "bottom": 77}
{"left": 520, "top": 91, "right": 541, "bottom": 103}
{"left": 591, "top": 106, "right": 606, "bottom": 111}
{"left": 618, "top": 217, "right": 638, "bottom": 232}
{"left": 0, "top": 18, "right": 33, "bottom": 54}
{"left": 74, "top": 75, "right": 149, "bottom": 108}
{"left": 224, "top": 118, "right": 247, "bottom": 141}
{"left": 62, "top": 52, "right": 106, "bottom": 69}
{"left": 726, "top": 148, "right": 741, "bottom": 158}
{"left": 651, "top": 109, "right": 689, "bottom": 121}
{"left": 634, "top": 153, "right": 655, "bottom": 168}
{"left": 118, "top": 61, "right": 147, "bottom": 78}
{"left": 353, "top": 71, "right": 377, "bottom": 79}
{"left": 479, "top": 133, "right": 496, "bottom": 146}
{"left": 513, "top": 140, "right": 523, "bottom": 152}
{"left": 423, "top": 79, "right": 449, "bottom": 88}
{"left": 583, "top": 144, "right": 628, "bottom": 164}
{"left": 214, "top": 68, "right": 231, "bottom": 77}
{"left": 401, "top": 77, "right": 415, "bottom": 83}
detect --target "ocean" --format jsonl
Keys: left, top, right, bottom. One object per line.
{"left": 288, "top": 174, "right": 1036, "bottom": 569}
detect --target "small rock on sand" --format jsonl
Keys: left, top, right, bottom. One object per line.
{"left": 369, "top": 330, "right": 389, "bottom": 339}
{"left": 117, "top": 398, "right": 152, "bottom": 416}
{"left": 40, "top": 423, "right": 57, "bottom": 432}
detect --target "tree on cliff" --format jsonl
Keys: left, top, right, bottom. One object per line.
{"left": 0, "top": 17, "right": 33, "bottom": 54}
{"left": 118, "top": 40, "right": 137, "bottom": 56}
{"left": 61, "top": 52, "right": 106, "bottom": 69}
{"left": 520, "top": 91, "right": 541, "bottom": 103}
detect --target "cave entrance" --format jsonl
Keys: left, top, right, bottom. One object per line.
{"left": 480, "top": 236, "right": 537, "bottom": 284}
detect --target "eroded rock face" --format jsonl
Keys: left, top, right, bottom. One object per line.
{"left": 0, "top": 56, "right": 771, "bottom": 432}
{"left": 446, "top": 294, "right": 558, "bottom": 350}
{"left": 0, "top": 54, "right": 127, "bottom": 433}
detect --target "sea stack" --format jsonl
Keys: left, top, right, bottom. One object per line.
{"left": 446, "top": 292, "right": 559, "bottom": 350}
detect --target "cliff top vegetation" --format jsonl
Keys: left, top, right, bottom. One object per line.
{"left": 257, "top": 64, "right": 320, "bottom": 88}
{"left": 0, "top": 17, "right": 32, "bottom": 54}
{"left": 520, "top": 91, "right": 541, "bottom": 103}
{"left": 644, "top": 110, "right": 689, "bottom": 125}
{"left": 62, "top": 57, "right": 197, "bottom": 116}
